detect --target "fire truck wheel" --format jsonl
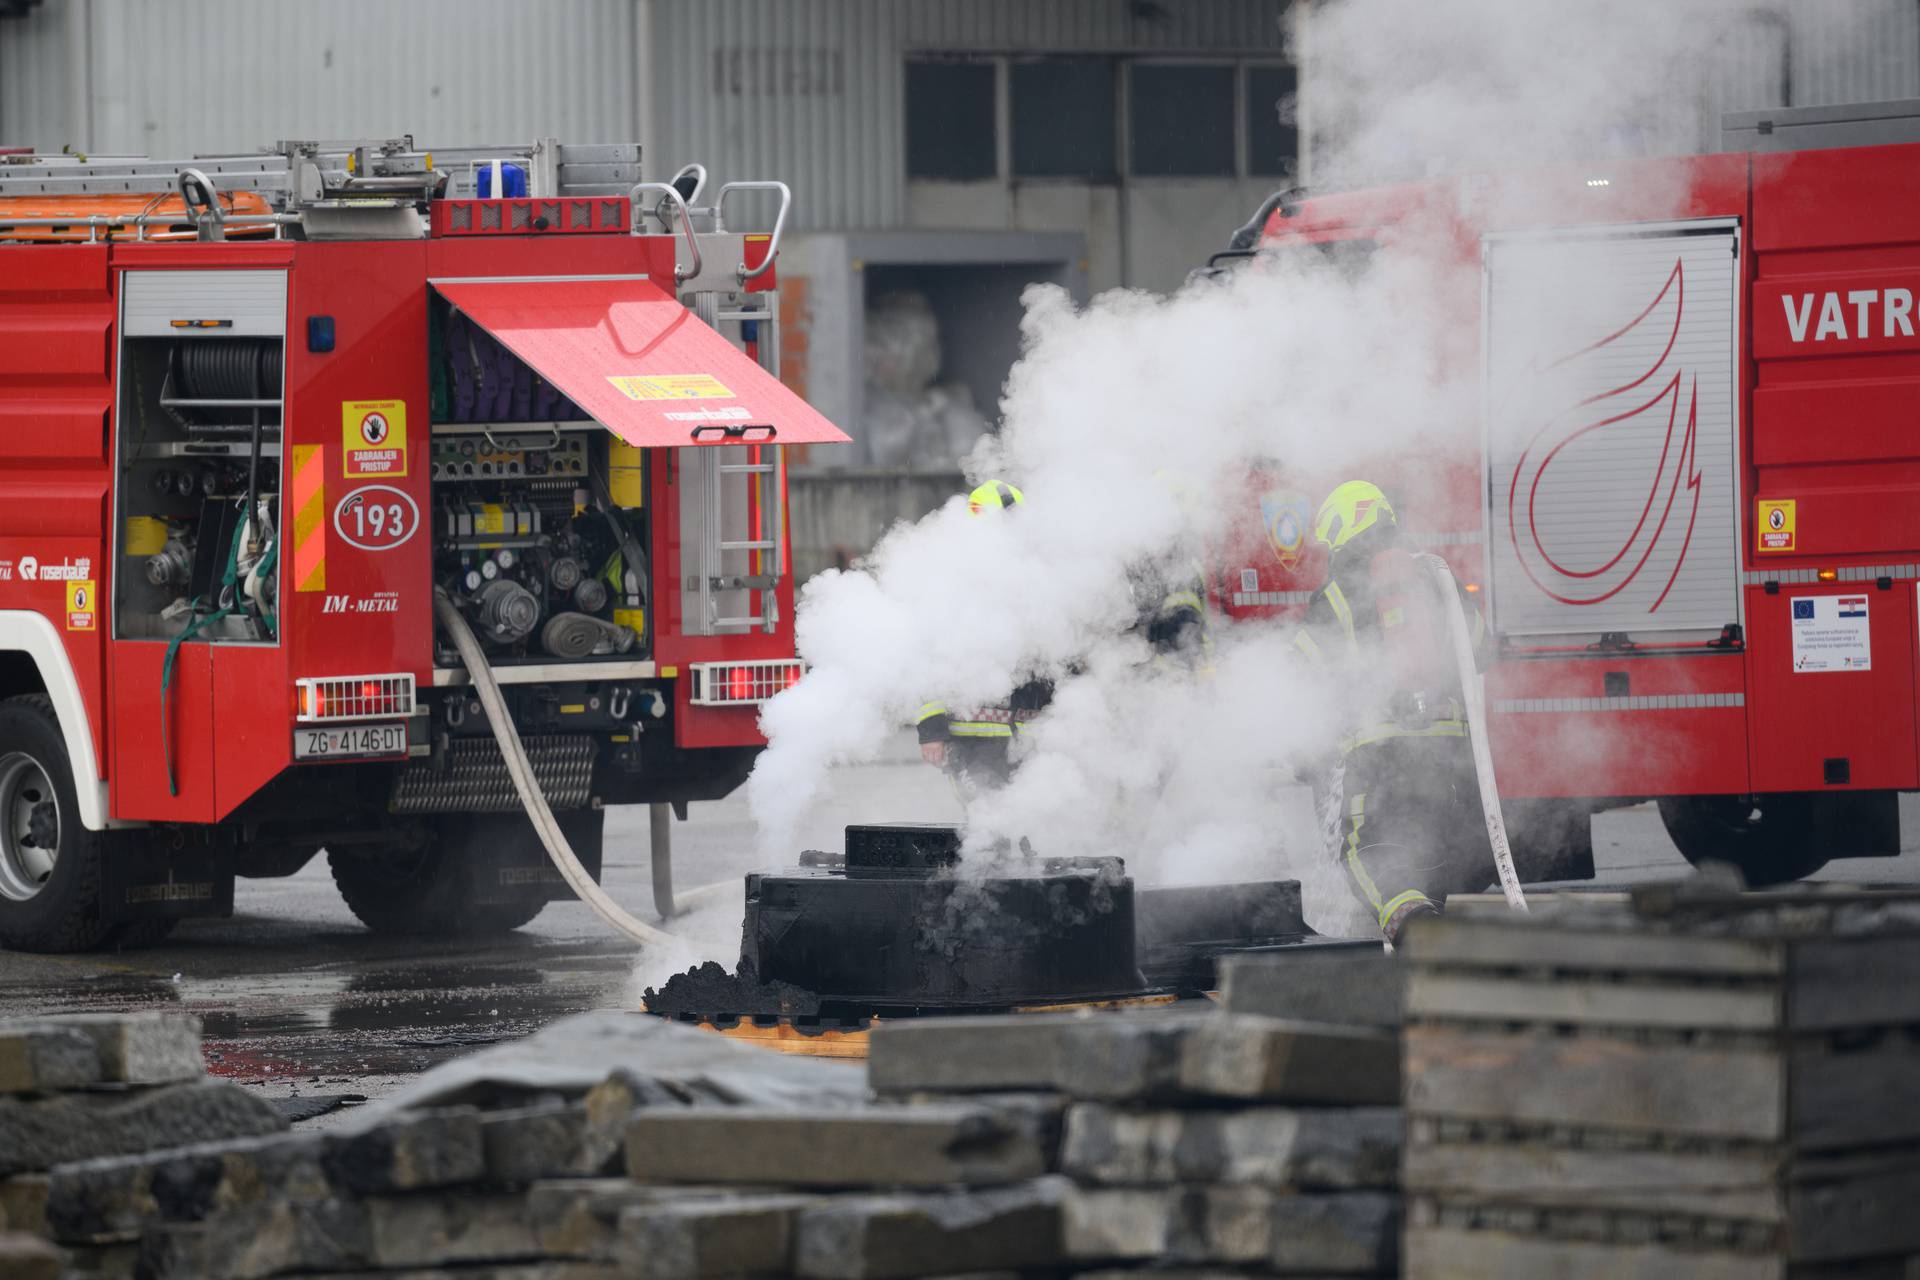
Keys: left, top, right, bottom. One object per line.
{"left": 326, "top": 845, "right": 547, "bottom": 936}
{"left": 1656, "top": 794, "right": 1829, "bottom": 886}
{"left": 0, "top": 694, "right": 116, "bottom": 953}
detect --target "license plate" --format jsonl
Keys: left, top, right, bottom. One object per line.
{"left": 293, "top": 722, "right": 407, "bottom": 761}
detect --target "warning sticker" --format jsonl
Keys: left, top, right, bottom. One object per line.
{"left": 65, "top": 580, "right": 96, "bottom": 632}
{"left": 343, "top": 400, "right": 408, "bottom": 479}
{"left": 1790, "top": 594, "right": 1870, "bottom": 672}
{"left": 607, "top": 374, "right": 735, "bottom": 401}
{"left": 1240, "top": 568, "right": 1259, "bottom": 593}
{"left": 1758, "top": 498, "right": 1795, "bottom": 553}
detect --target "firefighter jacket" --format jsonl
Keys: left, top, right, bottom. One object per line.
{"left": 1289, "top": 548, "right": 1486, "bottom": 757}
{"left": 916, "top": 677, "right": 1055, "bottom": 746}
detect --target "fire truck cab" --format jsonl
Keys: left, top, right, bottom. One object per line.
{"left": 0, "top": 138, "right": 845, "bottom": 952}
{"left": 1230, "top": 101, "right": 1920, "bottom": 887}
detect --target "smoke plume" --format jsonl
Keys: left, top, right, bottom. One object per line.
{"left": 743, "top": 0, "right": 1834, "bottom": 919}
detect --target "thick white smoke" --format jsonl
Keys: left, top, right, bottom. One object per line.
{"left": 744, "top": 0, "right": 1826, "bottom": 916}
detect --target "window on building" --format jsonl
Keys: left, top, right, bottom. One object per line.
{"left": 1246, "top": 64, "right": 1299, "bottom": 178}
{"left": 906, "top": 60, "right": 998, "bottom": 181}
{"left": 1128, "top": 64, "right": 1236, "bottom": 177}
{"left": 1011, "top": 58, "right": 1117, "bottom": 181}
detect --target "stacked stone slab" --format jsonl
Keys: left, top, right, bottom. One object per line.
{"left": 1400, "top": 895, "right": 1920, "bottom": 1278}
{"left": 868, "top": 1000, "right": 1406, "bottom": 1278}
{"left": 0, "top": 1011, "right": 287, "bottom": 1276}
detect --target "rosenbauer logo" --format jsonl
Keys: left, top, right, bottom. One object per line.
{"left": 16, "top": 556, "right": 92, "bottom": 583}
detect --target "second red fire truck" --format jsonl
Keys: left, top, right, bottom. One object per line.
{"left": 1214, "top": 101, "right": 1920, "bottom": 887}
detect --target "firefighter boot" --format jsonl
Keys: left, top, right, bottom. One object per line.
{"left": 1382, "top": 895, "right": 1442, "bottom": 947}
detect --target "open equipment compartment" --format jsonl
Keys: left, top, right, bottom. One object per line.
{"left": 114, "top": 269, "right": 286, "bottom": 645}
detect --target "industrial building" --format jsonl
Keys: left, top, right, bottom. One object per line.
{"left": 5, "top": 0, "right": 1918, "bottom": 572}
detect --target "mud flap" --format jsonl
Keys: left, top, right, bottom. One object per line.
{"left": 100, "top": 834, "right": 235, "bottom": 925}
{"left": 445, "top": 809, "right": 605, "bottom": 908}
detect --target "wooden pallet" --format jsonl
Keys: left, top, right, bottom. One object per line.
{"left": 1400, "top": 900, "right": 1920, "bottom": 1274}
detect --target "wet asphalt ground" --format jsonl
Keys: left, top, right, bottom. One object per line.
{"left": 1, "top": 733, "right": 1914, "bottom": 1125}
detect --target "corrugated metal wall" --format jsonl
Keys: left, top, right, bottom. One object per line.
{"left": 0, "top": 0, "right": 639, "bottom": 158}
{"left": 3, "top": 0, "right": 1916, "bottom": 218}
{"left": 646, "top": 0, "right": 1292, "bottom": 231}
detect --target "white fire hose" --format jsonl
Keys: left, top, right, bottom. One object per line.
{"left": 433, "top": 590, "right": 682, "bottom": 947}
{"left": 1416, "top": 555, "right": 1529, "bottom": 913}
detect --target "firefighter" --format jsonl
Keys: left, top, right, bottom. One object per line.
{"left": 916, "top": 480, "right": 1053, "bottom": 802}
{"left": 1291, "top": 480, "right": 1494, "bottom": 945}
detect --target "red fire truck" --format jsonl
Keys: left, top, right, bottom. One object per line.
{"left": 0, "top": 138, "right": 846, "bottom": 952}
{"left": 1222, "top": 104, "right": 1920, "bottom": 887}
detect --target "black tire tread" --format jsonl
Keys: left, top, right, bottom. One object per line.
{"left": 327, "top": 846, "right": 547, "bottom": 936}
{"left": 0, "top": 694, "right": 114, "bottom": 953}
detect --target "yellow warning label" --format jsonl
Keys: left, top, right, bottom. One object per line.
{"left": 606, "top": 374, "right": 734, "bottom": 401}
{"left": 1758, "top": 498, "right": 1796, "bottom": 553}
{"left": 343, "top": 400, "right": 408, "bottom": 479}
{"left": 65, "top": 580, "right": 96, "bottom": 632}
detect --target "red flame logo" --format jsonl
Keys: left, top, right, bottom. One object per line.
{"left": 1504, "top": 258, "right": 1703, "bottom": 613}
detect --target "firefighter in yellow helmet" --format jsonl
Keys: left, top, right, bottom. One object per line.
{"left": 1291, "top": 480, "right": 1493, "bottom": 945}
{"left": 916, "top": 480, "right": 1053, "bottom": 802}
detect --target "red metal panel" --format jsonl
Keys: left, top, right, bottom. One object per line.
{"left": 212, "top": 646, "right": 291, "bottom": 820}
{"left": 1752, "top": 145, "right": 1920, "bottom": 253}
{"left": 1485, "top": 654, "right": 1751, "bottom": 798}
{"left": 432, "top": 278, "right": 848, "bottom": 447}
{"left": 109, "top": 641, "right": 215, "bottom": 822}
{"left": 0, "top": 398, "right": 108, "bottom": 466}
{"left": 0, "top": 247, "right": 110, "bottom": 297}
{"left": 282, "top": 241, "right": 435, "bottom": 691}
{"left": 1744, "top": 585, "right": 1918, "bottom": 792}
{"left": 0, "top": 314, "right": 108, "bottom": 380}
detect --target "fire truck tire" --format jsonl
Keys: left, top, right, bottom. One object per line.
{"left": 1656, "top": 794, "right": 1830, "bottom": 886}
{"left": 0, "top": 694, "right": 117, "bottom": 953}
{"left": 326, "top": 845, "right": 547, "bottom": 936}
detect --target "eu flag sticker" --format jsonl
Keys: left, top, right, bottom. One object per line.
{"left": 1793, "top": 600, "right": 1815, "bottom": 620}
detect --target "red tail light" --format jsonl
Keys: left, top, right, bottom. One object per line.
{"left": 728, "top": 667, "right": 753, "bottom": 701}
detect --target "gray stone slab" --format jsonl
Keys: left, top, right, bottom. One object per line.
{"left": 1217, "top": 949, "right": 1402, "bottom": 1028}
{"left": 365, "top": 1193, "right": 539, "bottom": 1268}
{"left": 867, "top": 1013, "right": 1189, "bottom": 1100}
{"left": 616, "top": 1193, "right": 816, "bottom": 1278}
{"left": 141, "top": 1197, "right": 374, "bottom": 1280}
{"left": 0, "top": 1174, "right": 49, "bottom": 1238}
{"left": 1269, "top": 1191, "right": 1401, "bottom": 1275}
{"left": 0, "top": 1079, "right": 285, "bottom": 1176}
{"left": 48, "top": 1132, "right": 327, "bottom": 1242}
{"left": 0, "top": 1028, "right": 101, "bottom": 1095}
{"left": 366, "top": 1013, "right": 862, "bottom": 1118}
{"left": 793, "top": 1176, "right": 1067, "bottom": 1279}
{"left": 480, "top": 1102, "right": 595, "bottom": 1183}
{"left": 527, "top": 1179, "right": 775, "bottom": 1261}
{"left": 0, "top": 1013, "right": 204, "bottom": 1087}
{"left": 870, "top": 1011, "right": 1398, "bottom": 1105}
{"left": 1061, "top": 1185, "right": 1271, "bottom": 1265}
{"left": 626, "top": 1105, "right": 1048, "bottom": 1189}
{"left": 322, "top": 1108, "right": 485, "bottom": 1193}
{"left": 1180, "top": 1018, "right": 1399, "bottom": 1104}
{"left": 279, "top": 1267, "right": 622, "bottom": 1280}
{"left": 0, "top": 1231, "right": 63, "bottom": 1280}
{"left": 1062, "top": 1103, "right": 1402, "bottom": 1190}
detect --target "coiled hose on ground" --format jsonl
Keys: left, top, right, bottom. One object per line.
{"left": 1417, "top": 553, "right": 1529, "bottom": 913}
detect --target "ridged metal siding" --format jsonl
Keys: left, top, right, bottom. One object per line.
{"left": 0, "top": 0, "right": 638, "bottom": 158}
{"left": 646, "top": 0, "right": 1292, "bottom": 230}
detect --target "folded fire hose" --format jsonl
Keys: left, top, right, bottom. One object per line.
{"left": 433, "top": 589, "right": 681, "bottom": 947}
{"left": 1416, "top": 553, "right": 1529, "bottom": 913}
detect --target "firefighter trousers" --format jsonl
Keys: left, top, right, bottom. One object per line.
{"left": 944, "top": 737, "right": 1016, "bottom": 807}
{"left": 1323, "top": 736, "right": 1496, "bottom": 938}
